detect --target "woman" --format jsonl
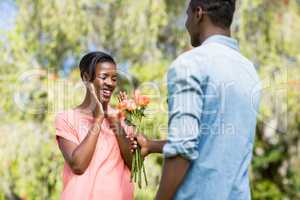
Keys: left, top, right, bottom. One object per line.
{"left": 54, "top": 52, "right": 133, "bottom": 200}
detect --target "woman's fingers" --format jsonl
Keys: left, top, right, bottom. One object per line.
{"left": 118, "top": 91, "right": 128, "bottom": 102}
{"left": 118, "top": 92, "right": 122, "bottom": 101}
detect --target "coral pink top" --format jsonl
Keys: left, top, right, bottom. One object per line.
{"left": 54, "top": 108, "right": 134, "bottom": 200}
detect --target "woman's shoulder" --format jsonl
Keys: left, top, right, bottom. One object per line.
{"left": 55, "top": 108, "right": 76, "bottom": 118}
{"left": 54, "top": 109, "right": 79, "bottom": 126}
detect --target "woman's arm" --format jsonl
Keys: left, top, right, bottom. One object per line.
{"left": 107, "top": 116, "right": 132, "bottom": 169}
{"left": 57, "top": 117, "right": 104, "bottom": 175}
{"left": 57, "top": 76, "right": 107, "bottom": 175}
{"left": 115, "top": 126, "right": 133, "bottom": 169}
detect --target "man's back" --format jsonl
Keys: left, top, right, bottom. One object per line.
{"left": 164, "top": 35, "right": 261, "bottom": 200}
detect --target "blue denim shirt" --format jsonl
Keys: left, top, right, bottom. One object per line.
{"left": 163, "top": 35, "right": 261, "bottom": 200}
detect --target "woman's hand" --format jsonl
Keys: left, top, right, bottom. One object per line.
{"left": 118, "top": 91, "right": 128, "bottom": 102}
{"left": 106, "top": 112, "right": 123, "bottom": 135}
{"left": 83, "top": 75, "right": 104, "bottom": 120}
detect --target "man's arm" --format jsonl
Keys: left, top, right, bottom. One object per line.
{"left": 130, "top": 136, "right": 189, "bottom": 200}
{"left": 155, "top": 60, "right": 203, "bottom": 198}
{"left": 155, "top": 156, "right": 190, "bottom": 200}
{"left": 131, "top": 134, "right": 167, "bottom": 157}
{"left": 148, "top": 140, "right": 167, "bottom": 154}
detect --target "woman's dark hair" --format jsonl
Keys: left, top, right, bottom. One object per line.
{"left": 190, "top": 0, "right": 236, "bottom": 29}
{"left": 79, "top": 51, "right": 116, "bottom": 82}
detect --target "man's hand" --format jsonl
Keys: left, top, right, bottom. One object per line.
{"left": 128, "top": 134, "right": 151, "bottom": 158}
{"left": 128, "top": 134, "right": 167, "bottom": 157}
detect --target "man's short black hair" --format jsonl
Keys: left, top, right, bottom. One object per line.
{"left": 79, "top": 51, "right": 116, "bottom": 82}
{"left": 190, "top": 0, "right": 236, "bottom": 29}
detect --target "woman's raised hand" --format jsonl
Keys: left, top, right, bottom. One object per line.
{"left": 83, "top": 74, "right": 104, "bottom": 120}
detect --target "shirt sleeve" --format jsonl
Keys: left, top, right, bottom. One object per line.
{"left": 163, "top": 58, "right": 204, "bottom": 161}
{"left": 55, "top": 113, "right": 79, "bottom": 145}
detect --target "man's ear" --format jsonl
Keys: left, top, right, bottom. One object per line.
{"left": 195, "top": 6, "right": 204, "bottom": 23}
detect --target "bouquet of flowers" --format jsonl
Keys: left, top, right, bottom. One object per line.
{"left": 117, "top": 90, "right": 150, "bottom": 188}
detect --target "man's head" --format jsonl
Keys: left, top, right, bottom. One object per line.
{"left": 185, "top": 0, "right": 236, "bottom": 47}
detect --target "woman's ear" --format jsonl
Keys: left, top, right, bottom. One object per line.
{"left": 82, "top": 72, "right": 91, "bottom": 82}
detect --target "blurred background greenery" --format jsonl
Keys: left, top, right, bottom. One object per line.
{"left": 0, "top": 0, "right": 300, "bottom": 199}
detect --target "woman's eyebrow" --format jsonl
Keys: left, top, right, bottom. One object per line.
{"left": 98, "top": 72, "right": 117, "bottom": 76}
{"left": 98, "top": 72, "right": 109, "bottom": 75}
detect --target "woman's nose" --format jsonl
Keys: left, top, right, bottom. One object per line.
{"left": 105, "top": 78, "right": 114, "bottom": 86}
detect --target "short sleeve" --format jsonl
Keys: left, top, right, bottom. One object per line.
{"left": 55, "top": 113, "right": 79, "bottom": 145}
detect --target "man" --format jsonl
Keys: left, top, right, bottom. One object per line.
{"left": 134, "top": 0, "right": 261, "bottom": 199}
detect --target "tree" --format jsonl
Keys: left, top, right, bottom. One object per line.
{"left": 237, "top": 0, "right": 300, "bottom": 199}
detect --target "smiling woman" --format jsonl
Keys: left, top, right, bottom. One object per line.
{"left": 54, "top": 51, "right": 134, "bottom": 200}
{"left": 79, "top": 52, "right": 117, "bottom": 105}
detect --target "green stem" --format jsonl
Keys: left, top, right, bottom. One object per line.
{"left": 134, "top": 150, "right": 138, "bottom": 183}
{"left": 137, "top": 148, "right": 142, "bottom": 188}
{"left": 142, "top": 159, "right": 148, "bottom": 186}
{"left": 130, "top": 154, "right": 135, "bottom": 181}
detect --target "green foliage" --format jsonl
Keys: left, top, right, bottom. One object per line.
{"left": 93, "top": 0, "right": 168, "bottom": 63}
{"left": 0, "top": 0, "right": 300, "bottom": 199}
{"left": 10, "top": 0, "right": 90, "bottom": 73}
{"left": 252, "top": 180, "right": 283, "bottom": 200}
{"left": 0, "top": 121, "right": 62, "bottom": 200}
{"left": 236, "top": 1, "right": 300, "bottom": 199}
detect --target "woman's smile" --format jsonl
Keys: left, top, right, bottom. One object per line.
{"left": 100, "top": 88, "right": 113, "bottom": 99}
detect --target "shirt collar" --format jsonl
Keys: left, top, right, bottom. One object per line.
{"left": 202, "top": 34, "right": 240, "bottom": 51}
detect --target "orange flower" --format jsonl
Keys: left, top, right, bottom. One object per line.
{"left": 117, "top": 101, "right": 127, "bottom": 111}
{"left": 134, "top": 90, "right": 150, "bottom": 107}
{"left": 134, "top": 90, "right": 141, "bottom": 102}
{"left": 117, "top": 110, "right": 126, "bottom": 120}
{"left": 126, "top": 100, "right": 137, "bottom": 111}
{"left": 138, "top": 95, "right": 150, "bottom": 107}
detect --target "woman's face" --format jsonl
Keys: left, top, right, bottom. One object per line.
{"left": 93, "top": 62, "right": 117, "bottom": 104}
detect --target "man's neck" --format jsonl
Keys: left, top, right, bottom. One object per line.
{"left": 199, "top": 28, "right": 231, "bottom": 46}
